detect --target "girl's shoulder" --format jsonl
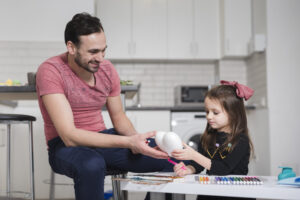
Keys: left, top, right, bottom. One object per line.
{"left": 238, "top": 133, "right": 250, "bottom": 142}
{"left": 235, "top": 133, "right": 250, "bottom": 149}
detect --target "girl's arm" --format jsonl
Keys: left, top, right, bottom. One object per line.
{"left": 172, "top": 143, "right": 212, "bottom": 170}
{"left": 190, "top": 151, "right": 212, "bottom": 170}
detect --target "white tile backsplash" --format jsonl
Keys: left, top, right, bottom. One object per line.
{"left": 0, "top": 41, "right": 65, "bottom": 84}
{"left": 114, "top": 61, "right": 217, "bottom": 106}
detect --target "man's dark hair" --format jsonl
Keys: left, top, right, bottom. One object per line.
{"left": 64, "top": 12, "right": 104, "bottom": 46}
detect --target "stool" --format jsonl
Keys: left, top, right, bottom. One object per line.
{"left": 106, "top": 169, "right": 128, "bottom": 200}
{"left": 0, "top": 113, "right": 36, "bottom": 200}
{"left": 49, "top": 169, "right": 127, "bottom": 200}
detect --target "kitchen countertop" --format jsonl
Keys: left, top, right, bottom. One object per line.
{"left": 0, "top": 85, "right": 139, "bottom": 100}
{"left": 126, "top": 106, "right": 205, "bottom": 112}
{"left": 126, "top": 105, "right": 255, "bottom": 112}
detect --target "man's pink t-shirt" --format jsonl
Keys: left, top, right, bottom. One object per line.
{"left": 36, "top": 52, "right": 121, "bottom": 143}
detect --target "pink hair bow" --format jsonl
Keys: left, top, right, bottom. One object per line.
{"left": 220, "top": 80, "right": 254, "bottom": 101}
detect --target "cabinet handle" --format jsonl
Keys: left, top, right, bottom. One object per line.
{"left": 194, "top": 115, "right": 206, "bottom": 118}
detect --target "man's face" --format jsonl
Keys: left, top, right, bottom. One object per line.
{"left": 73, "top": 31, "right": 107, "bottom": 73}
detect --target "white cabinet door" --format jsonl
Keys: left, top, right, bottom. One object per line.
{"left": 102, "top": 110, "right": 170, "bottom": 133}
{"left": 97, "top": 0, "right": 132, "bottom": 59}
{"left": 220, "top": 0, "right": 252, "bottom": 57}
{"left": 167, "top": 0, "right": 194, "bottom": 59}
{"left": 127, "top": 110, "right": 171, "bottom": 133}
{"left": 167, "top": 0, "right": 219, "bottom": 59}
{"left": 132, "top": 0, "right": 168, "bottom": 59}
{"left": 97, "top": 0, "right": 168, "bottom": 59}
{"left": 194, "top": 0, "right": 220, "bottom": 59}
{"left": 102, "top": 110, "right": 113, "bottom": 128}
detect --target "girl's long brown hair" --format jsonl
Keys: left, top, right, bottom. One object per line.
{"left": 201, "top": 85, "right": 254, "bottom": 155}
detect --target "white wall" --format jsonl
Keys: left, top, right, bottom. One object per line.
{"left": 0, "top": 0, "right": 94, "bottom": 41}
{"left": 266, "top": 0, "right": 300, "bottom": 175}
{"left": 246, "top": 51, "right": 270, "bottom": 175}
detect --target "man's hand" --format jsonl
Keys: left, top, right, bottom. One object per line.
{"left": 129, "top": 131, "right": 169, "bottom": 159}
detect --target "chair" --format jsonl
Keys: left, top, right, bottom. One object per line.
{"left": 49, "top": 169, "right": 127, "bottom": 200}
{"left": 0, "top": 113, "right": 36, "bottom": 200}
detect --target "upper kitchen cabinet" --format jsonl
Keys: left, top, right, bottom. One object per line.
{"left": 97, "top": 0, "right": 167, "bottom": 59}
{"left": 220, "top": 0, "right": 252, "bottom": 58}
{"left": 167, "top": 0, "right": 220, "bottom": 60}
{"left": 97, "top": 0, "right": 132, "bottom": 59}
{"left": 132, "top": 0, "right": 168, "bottom": 59}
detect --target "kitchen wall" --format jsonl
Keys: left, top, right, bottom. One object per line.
{"left": 246, "top": 52, "right": 270, "bottom": 175}
{"left": 266, "top": 0, "right": 300, "bottom": 176}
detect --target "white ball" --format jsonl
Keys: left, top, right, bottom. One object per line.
{"left": 155, "top": 131, "right": 183, "bottom": 156}
{"left": 155, "top": 131, "right": 165, "bottom": 146}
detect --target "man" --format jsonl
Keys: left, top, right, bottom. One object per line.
{"left": 36, "top": 13, "right": 172, "bottom": 200}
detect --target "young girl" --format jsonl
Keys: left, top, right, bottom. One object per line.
{"left": 172, "top": 80, "right": 254, "bottom": 200}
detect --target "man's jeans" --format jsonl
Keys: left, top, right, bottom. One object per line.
{"left": 48, "top": 128, "right": 173, "bottom": 200}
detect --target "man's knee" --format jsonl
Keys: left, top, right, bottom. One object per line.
{"left": 71, "top": 149, "right": 107, "bottom": 181}
{"left": 77, "top": 157, "right": 106, "bottom": 176}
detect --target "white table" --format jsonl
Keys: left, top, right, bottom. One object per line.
{"left": 120, "top": 173, "right": 300, "bottom": 200}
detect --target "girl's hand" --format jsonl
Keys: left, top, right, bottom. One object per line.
{"left": 173, "top": 162, "right": 193, "bottom": 176}
{"left": 171, "top": 143, "right": 197, "bottom": 160}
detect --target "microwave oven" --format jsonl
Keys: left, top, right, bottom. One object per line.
{"left": 174, "top": 85, "right": 210, "bottom": 107}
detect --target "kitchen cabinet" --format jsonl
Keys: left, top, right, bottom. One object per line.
{"left": 126, "top": 110, "right": 171, "bottom": 133}
{"left": 132, "top": 0, "right": 168, "bottom": 59}
{"left": 220, "top": 0, "right": 252, "bottom": 57}
{"left": 103, "top": 110, "right": 171, "bottom": 133}
{"left": 167, "top": 0, "right": 220, "bottom": 59}
{"left": 97, "top": 0, "right": 132, "bottom": 59}
{"left": 97, "top": 0, "right": 220, "bottom": 60}
{"left": 97, "top": 0, "right": 168, "bottom": 59}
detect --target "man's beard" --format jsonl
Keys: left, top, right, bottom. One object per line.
{"left": 74, "top": 52, "right": 99, "bottom": 73}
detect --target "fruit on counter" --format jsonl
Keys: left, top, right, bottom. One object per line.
{"left": 0, "top": 79, "right": 22, "bottom": 86}
{"left": 120, "top": 80, "right": 133, "bottom": 85}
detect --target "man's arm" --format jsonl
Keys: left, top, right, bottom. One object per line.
{"left": 106, "top": 95, "right": 137, "bottom": 136}
{"left": 42, "top": 93, "right": 168, "bottom": 159}
{"left": 42, "top": 93, "right": 131, "bottom": 148}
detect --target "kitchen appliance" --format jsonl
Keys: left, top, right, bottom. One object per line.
{"left": 174, "top": 85, "right": 210, "bottom": 107}
{"left": 171, "top": 112, "right": 207, "bottom": 150}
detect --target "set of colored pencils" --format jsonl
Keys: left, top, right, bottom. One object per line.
{"left": 196, "top": 176, "right": 263, "bottom": 185}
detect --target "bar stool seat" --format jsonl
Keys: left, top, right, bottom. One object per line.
{"left": 0, "top": 113, "right": 36, "bottom": 200}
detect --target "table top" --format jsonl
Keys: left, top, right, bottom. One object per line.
{"left": 0, "top": 85, "right": 138, "bottom": 100}
{"left": 120, "top": 173, "right": 300, "bottom": 200}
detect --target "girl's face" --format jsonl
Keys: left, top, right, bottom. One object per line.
{"left": 205, "top": 97, "right": 231, "bottom": 133}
